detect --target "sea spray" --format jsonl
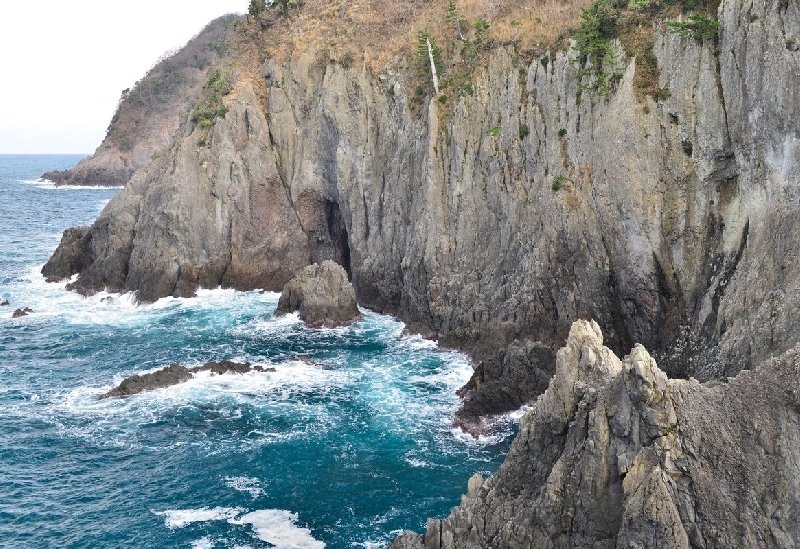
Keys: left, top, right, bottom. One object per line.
{"left": 0, "top": 155, "right": 517, "bottom": 548}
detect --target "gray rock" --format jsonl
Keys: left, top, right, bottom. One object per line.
{"left": 44, "top": 0, "right": 800, "bottom": 428}
{"left": 41, "top": 226, "right": 93, "bottom": 282}
{"left": 389, "top": 320, "right": 800, "bottom": 549}
{"left": 455, "top": 339, "right": 554, "bottom": 435}
{"left": 98, "top": 359, "right": 275, "bottom": 399}
{"left": 275, "top": 260, "right": 361, "bottom": 328}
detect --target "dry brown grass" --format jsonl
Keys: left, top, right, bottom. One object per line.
{"left": 229, "top": 0, "right": 718, "bottom": 107}
{"left": 240, "top": 0, "right": 593, "bottom": 73}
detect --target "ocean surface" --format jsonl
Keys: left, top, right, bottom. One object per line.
{"left": 0, "top": 155, "right": 515, "bottom": 549}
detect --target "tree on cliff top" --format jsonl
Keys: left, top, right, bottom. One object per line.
{"left": 248, "top": 0, "right": 266, "bottom": 18}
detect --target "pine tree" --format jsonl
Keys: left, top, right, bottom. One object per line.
{"left": 248, "top": 0, "right": 266, "bottom": 18}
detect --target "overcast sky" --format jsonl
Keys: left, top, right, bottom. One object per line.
{"left": 0, "top": 1, "right": 247, "bottom": 154}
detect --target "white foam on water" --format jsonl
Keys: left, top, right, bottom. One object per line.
{"left": 20, "top": 178, "right": 123, "bottom": 190}
{"left": 50, "top": 357, "right": 354, "bottom": 454}
{"left": 224, "top": 476, "right": 265, "bottom": 499}
{"left": 238, "top": 311, "right": 302, "bottom": 334}
{"left": 5, "top": 272, "right": 279, "bottom": 330}
{"left": 353, "top": 529, "right": 406, "bottom": 549}
{"left": 229, "top": 509, "right": 325, "bottom": 549}
{"left": 507, "top": 404, "right": 532, "bottom": 421}
{"left": 191, "top": 536, "right": 216, "bottom": 549}
{"left": 403, "top": 457, "right": 429, "bottom": 468}
{"left": 154, "top": 506, "right": 244, "bottom": 528}
{"left": 450, "top": 426, "right": 509, "bottom": 447}
{"left": 96, "top": 366, "right": 333, "bottom": 417}
{"left": 397, "top": 333, "right": 438, "bottom": 351}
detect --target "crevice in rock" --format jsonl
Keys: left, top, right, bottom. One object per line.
{"left": 325, "top": 199, "right": 352, "bottom": 279}
{"left": 700, "top": 218, "right": 749, "bottom": 341}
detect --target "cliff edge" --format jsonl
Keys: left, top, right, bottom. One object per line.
{"left": 39, "top": 0, "right": 800, "bottom": 543}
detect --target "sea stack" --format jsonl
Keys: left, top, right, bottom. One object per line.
{"left": 275, "top": 260, "right": 361, "bottom": 328}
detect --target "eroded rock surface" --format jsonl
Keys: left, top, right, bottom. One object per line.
{"left": 389, "top": 320, "right": 800, "bottom": 549}
{"left": 98, "top": 360, "right": 274, "bottom": 399}
{"left": 44, "top": 0, "right": 800, "bottom": 425}
{"left": 42, "top": 226, "right": 93, "bottom": 283}
{"left": 455, "top": 339, "right": 554, "bottom": 436}
{"left": 275, "top": 260, "right": 361, "bottom": 328}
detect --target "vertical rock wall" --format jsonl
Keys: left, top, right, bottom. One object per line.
{"left": 44, "top": 0, "right": 800, "bottom": 383}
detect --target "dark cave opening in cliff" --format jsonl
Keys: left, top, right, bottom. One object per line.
{"left": 325, "top": 200, "right": 352, "bottom": 280}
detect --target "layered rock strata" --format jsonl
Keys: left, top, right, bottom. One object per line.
{"left": 389, "top": 320, "right": 800, "bottom": 548}
{"left": 44, "top": 1, "right": 800, "bottom": 416}
{"left": 275, "top": 260, "right": 361, "bottom": 327}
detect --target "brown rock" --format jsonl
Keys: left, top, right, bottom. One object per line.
{"left": 389, "top": 320, "right": 800, "bottom": 548}
{"left": 12, "top": 307, "right": 33, "bottom": 318}
{"left": 98, "top": 359, "right": 275, "bottom": 399}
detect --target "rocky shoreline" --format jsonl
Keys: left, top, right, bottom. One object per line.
{"left": 390, "top": 320, "right": 800, "bottom": 548}
{"left": 39, "top": 0, "right": 800, "bottom": 545}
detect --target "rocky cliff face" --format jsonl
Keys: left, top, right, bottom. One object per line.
{"left": 44, "top": 0, "right": 798, "bottom": 407}
{"left": 389, "top": 320, "right": 800, "bottom": 549}
{"left": 41, "top": 14, "right": 239, "bottom": 187}
{"left": 42, "top": 0, "right": 800, "bottom": 544}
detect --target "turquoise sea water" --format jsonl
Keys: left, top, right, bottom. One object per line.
{"left": 0, "top": 155, "right": 515, "bottom": 548}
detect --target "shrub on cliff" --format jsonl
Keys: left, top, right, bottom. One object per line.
{"left": 575, "top": 0, "right": 622, "bottom": 100}
{"left": 248, "top": 0, "right": 266, "bottom": 18}
{"left": 191, "top": 68, "right": 234, "bottom": 145}
{"left": 667, "top": 14, "right": 720, "bottom": 39}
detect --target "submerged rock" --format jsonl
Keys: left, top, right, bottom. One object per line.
{"left": 275, "top": 260, "right": 361, "bottom": 328}
{"left": 98, "top": 360, "right": 275, "bottom": 399}
{"left": 388, "top": 320, "right": 800, "bottom": 548}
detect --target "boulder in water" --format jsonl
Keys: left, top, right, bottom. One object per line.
{"left": 12, "top": 307, "right": 33, "bottom": 318}
{"left": 275, "top": 261, "right": 360, "bottom": 328}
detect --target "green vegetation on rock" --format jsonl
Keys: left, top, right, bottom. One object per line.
{"left": 191, "top": 68, "right": 234, "bottom": 146}
{"left": 667, "top": 14, "right": 720, "bottom": 39}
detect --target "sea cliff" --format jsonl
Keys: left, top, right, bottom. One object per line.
{"left": 43, "top": 0, "right": 800, "bottom": 544}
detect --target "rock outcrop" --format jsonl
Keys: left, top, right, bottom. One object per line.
{"left": 42, "top": 226, "right": 93, "bottom": 282}
{"left": 41, "top": 15, "right": 240, "bottom": 187}
{"left": 44, "top": 1, "right": 800, "bottom": 418}
{"left": 454, "top": 339, "right": 554, "bottom": 436}
{"left": 275, "top": 260, "right": 361, "bottom": 327}
{"left": 98, "top": 360, "right": 274, "bottom": 399}
{"left": 389, "top": 320, "right": 800, "bottom": 549}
